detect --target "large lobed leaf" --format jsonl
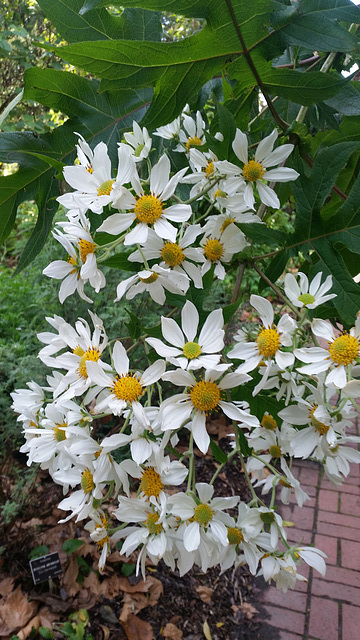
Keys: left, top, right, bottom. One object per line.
{"left": 48, "top": 0, "right": 359, "bottom": 128}
{"left": 263, "top": 142, "right": 360, "bottom": 324}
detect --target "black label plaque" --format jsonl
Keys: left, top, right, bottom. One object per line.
{"left": 30, "top": 551, "right": 63, "bottom": 584}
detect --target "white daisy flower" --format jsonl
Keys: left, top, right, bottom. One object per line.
{"left": 176, "top": 110, "right": 206, "bottom": 153}
{"left": 229, "top": 295, "right": 296, "bottom": 375}
{"left": 284, "top": 271, "right": 336, "bottom": 309}
{"left": 146, "top": 300, "right": 225, "bottom": 371}
{"left": 295, "top": 317, "right": 360, "bottom": 388}
{"left": 119, "top": 121, "right": 152, "bottom": 163}
{"left": 43, "top": 221, "right": 106, "bottom": 304}
{"left": 154, "top": 116, "right": 181, "bottom": 140}
{"left": 57, "top": 138, "right": 116, "bottom": 214}
{"left": 216, "top": 128, "right": 299, "bottom": 209}
{"left": 168, "top": 482, "right": 239, "bottom": 552}
{"left": 86, "top": 339, "right": 165, "bottom": 423}
{"left": 160, "top": 368, "right": 253, "bottom": 453}
{"left": 115, "top": 264, "right": 190, "bottom": 306}
{"left": 201, "top": 223, "right": 248, "bottom": 280}
{"left": 112, "top": 493, "right": 173, "bottom": 579}
{"left": 218, "top": 503, "right": 267, "bottom": 575}
{"left": 84, "top": 510, "right": 110, "bottom": 572}
{"left": 128, "top": 226, "right": 204, "bottom": 289}
{"left": 98, "top": 154, "right": 191, "bottom": 245}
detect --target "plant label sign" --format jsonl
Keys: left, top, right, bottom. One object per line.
{"left": 30, "top": 551, "right": 63, "bottom": 584}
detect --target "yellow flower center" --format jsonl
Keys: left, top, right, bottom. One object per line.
{"left": 261, "top": 414, "right": 277, "bottom": 431}
{"left": 183, "top": 341, "right": 202, "bottom": 359}
{"left": 194, "top": 503, "right": 213, "bottom": 526}
{"left": 54, "top": 422, "right": 67, "bottom": 442}
{"left": 227, "top": 527, "right": 244, "bottom": 545}
{"left": 204, "top": 238, "right": 224, "bottom": 262}
{"left": 86, "top": 165, "right": 93, "bottom": 174}
{"left": 205, "top": 161, "right": 214, "bottom": 177}
{"left": 139, "top": 272, "right": 159, "bottom": 284}
{"left": 161, "top": 242, "right": 185, "bottom": 267}
{"left": 298, "top": 293, "right": 315, "bottom": 306}
{"left": 95, "top": 515, "right": 109, "bottom": 549}
{"left": 68, "top": 255, "right": 77, "bottom": 267}
{"left": 78, "top": 347, "right": 100, "bottom": 379}
{"left": 310, "top": 406, "right": 329, "bottom": 436}
{"left": 134, "top": 194, "right": 163, "bottom": 224}
{"left": 146, "top": 513, "right": 163, "bottom": 535}
{"left": 97, "top": 179, "right": 115, "bottom": 196}
{"left": 81, "top": 468, "right": 95, "bottom": 494}
{"left": 242, "top": 160, "right": 264, "bottom": 182}
{"left": 186, "top": 135, "right": 202, "bottom": 150}
{"left": 214, "top": 189, "right": 227, "bottom": 199}
{"left": 113, "top": 374, "right": 143, "bottom": 403}
{"left": 220, "top": 217, "right": 235, "bottom": 233}
{"left": 328, "top": 333, "right": 359, "bottom": 366}
{"left": 140, "top": 467, "right": 164, "bottom": 499}
{"left": 269, "top": 445, "right": 281, "bottom": 458}
{"left": 73, "top": 345, "right": 85, "bottom": 356}
{"left": 190, "top": 380, "right": 220, "bottom": 412}
{"left": 257, "top": 328, "right": 280, "bottom": 357}
{"left": 78, "top": 238, "right": 96, "bottom": 262}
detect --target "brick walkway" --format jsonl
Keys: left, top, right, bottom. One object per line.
{"left": 256, "top": 426, "right": 360, "bottom": 640}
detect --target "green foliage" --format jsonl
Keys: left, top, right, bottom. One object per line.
{"left": 62, "top": 539, "right": 85, "bottom": 554}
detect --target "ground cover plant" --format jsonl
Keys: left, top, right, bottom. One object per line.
{"left": 2, "top": 0, "right": 360, "bottom": 638}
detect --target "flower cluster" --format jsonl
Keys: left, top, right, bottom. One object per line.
{"left": 12, "top": 108, "right": 360, "bottom": 592}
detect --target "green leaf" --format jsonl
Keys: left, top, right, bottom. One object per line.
{"left": 209, "top": 437, "right": 228, "bottom": 464}
{"left": 272, "top": 0, "right": 360, "bottom": 51}
{"left": 0, "top": 68, "right": 151, "bottom": 267}
{"left": 62, "top": 539, "right": 85, "bottom": 554}
{"left": 37, "top": 0, "right": 162, "bottom": 43}
{"left": 265, "top": 143, "right": 360, "bottom": 323}
{"left": 39, "top": 628, "right": 54, "bottom": 639}
{"left": 237, "top": 222, "right": 287, "bottom": 246}
{"left": 229, "top": 53, "right": 347, "bottom": 106}
{"left": 29, "top": 545, "right": 50, "bottom": 560}
{"left": 125, "top": 309, "right": 143, "bottom": 339}
{"left": 101, "top": 254, "right": 139, "bottom": 271}
{"left": 121, "top": 563, "right": 136, "bottom": 576}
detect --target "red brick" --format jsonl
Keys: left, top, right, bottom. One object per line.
{"left": 340, "top": 492, "right": 360, "bottom": 517}
{"left": 291, "top": 505, "right": 315, "bottom": 531}
{"left": 312, "top": 578, "right": 360, "bottom": 605}
{"left": 314, "top": 534, "right": 338, "bottom": 565}
{"left": 318, "top": 489, "right": 339, "bottom": 513}
{"left": 286, "top": 527, "right": 313, "bottom": 545}
{"left": 317, "top": 521, "right": 360, "bottom": 541}
{"left": 298, "top": 467, "right": 320, "bottom": 485}
{"left": 263, "top": 586, "right": 307, "bottom": 612}
{"left": 341, "top": 539, "right": 360, "bottom": 570}
{"left": 317, "top": 565, "right": 360, "bottom": 588}
{"left": 259, "top": 604, "right": 305, "bottom": 634}
{"left": 308, "top": 596, "right": 338, "bottom": 640}
{"left": 317, "top": 510, "right": 360, "bottom": 530}
{"left": 277, "top": 633, "right": 303, "bottom": 640}
{"left": 342, "top": 603, "right": 360, "bottom": 640}
{"left": 321, "top": 477, "right": 359, "bottom": 492}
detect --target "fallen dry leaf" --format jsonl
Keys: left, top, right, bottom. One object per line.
{"left": 239, "top": 602, "right": 258, "bottom": 619}
{"left": 121, "top": 614, "right": 154, "bottom": 640}
{"left": 196, "top": 586, "right": 214, "bottom": 603}
{"left": 62, "top": 555, "right": 81, "bottom": 597}
{"left": 0, "top": 586, "right": 38, "bottom": 630}
{"left": 202, "top": 620, "right": 212, "bottom": 640}
{"left": 83, "top": 571, "right": 102, "bottom": 595}
{"left": 17, "top": 615, "right": 40, "bottom": 640}
{"left": 162, "top": 622, "right": 183, "bottom": 639}
{"left": 0, "top": 577, "right": 15, "bottom": 597}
